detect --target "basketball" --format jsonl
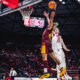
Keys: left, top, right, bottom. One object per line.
{"left": 48, "top": 1, "right": 56, "bottom": 9}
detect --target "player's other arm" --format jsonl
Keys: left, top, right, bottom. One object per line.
{"left": 62, "top": 38, "right": 70, "bottom": 52}
{"left": 43, "top": 12, "right": 58, "bottom": 27}
{"left": 43, "top": 11, "right": 50, "bottom": 25}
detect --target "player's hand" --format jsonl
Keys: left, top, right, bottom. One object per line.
{"left": 51, "top": 11, "right": 55, "bottom": 17}
{"left": 54, "top": 3, "right": 57, "bottom": 10}
{"left": 55, "top": 2, "right": 57, "bottom": 10}
{"left": 51, "top": 68, "right": 57, "bottom": 71}
{"left": 43, "top": 11, "right": 49, "bottom": 17}
{"left": 66, "top": 49, "right": 71, "bottom": 52}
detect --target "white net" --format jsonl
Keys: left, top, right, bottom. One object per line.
{"left": 20, "top": 6, "right": 33, "bottom": 20}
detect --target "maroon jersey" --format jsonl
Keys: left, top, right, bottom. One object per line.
{"left": 41, "top": 28, "right": 53, "bottom": 54}
{"left": 42, "top": 28, "right": 52, "bottom": 42}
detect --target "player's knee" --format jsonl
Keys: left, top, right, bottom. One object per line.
{"left": 49, "top": 52, "right": 53, "bottom": 57}
{"left": 49, "top": 53, "right": 60, "bottom": 65}
{"left": 43, "top": 59, "right": 47, "bottom": 61}
{"left": 42, "top": 57, "right": 47, "bottom": 61}
{"left": 58, "top": 61, "right": 60, "bottom": 65}
{"left": 58, "top": 78, "right": 61, "bottom": 80}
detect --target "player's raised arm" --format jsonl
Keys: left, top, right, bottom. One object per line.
{"left": 48, "top": 11, "right": 56, "bottom": 30}
{"left": 48, "top": 2, "right": 56, "bottom": 30}
{"left": 43, "top": 11, "right": 50, "bottom": 25}
{"left": 43, "top": 11, "right": 58, "bottom": 30}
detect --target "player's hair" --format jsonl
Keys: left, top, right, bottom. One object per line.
{"left": 53, "top": 22, "right": 59, "bottom": 30}
{"left": 56, "top": 28, "right": 60, "bottom": 35}
{"left": 53, "top": 22, "right": 60, "bottom": 35}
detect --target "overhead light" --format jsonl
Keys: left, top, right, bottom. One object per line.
{"left": 77, "top": 0, "right": 80, "bottom": 3}
{"left": 59, "top": 0, "right": 63, "bottom": 2}
{"left": 62, "top": 1, "right": 66, "bottom": 4}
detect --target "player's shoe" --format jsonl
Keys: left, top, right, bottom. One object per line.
{"left": 62, "top": 74, "right": 72, "bottom": 80}
{"left": 66, "top": 75, "right": 72, "bottom": 80}
{"left": 39, "top": 73, "right": 50, "bottom": 79}
{"left": 60, "top": 67, "right": 66, "bottom": 77}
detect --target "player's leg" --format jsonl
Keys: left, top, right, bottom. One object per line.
{"left": 56, "top": 49, "right": 66, "bottom": 78}
{"left": 52, "top": 49, "right": 66, "bottom": 78}
{"left": 39, "top": 43, "right": 50, "bottom": 79}
{"left": 56, "top": 57, "right": 66, "bottom": 80}
{"left": 49, "top": 52, "right": 65, "bottom": 79}
{"left": 42, "top": 53, "right": 48, "bottom": 73}
{"left": 39, "top": 53, "right": 50, "bottom": 79}
{"left": 58, "top": 79, "right": 61, "bottom": 80}
{"left": 61, "top": 50, "right": 72, "bottom": 79}
{"left": 41, "top": 42, "right": 48, "bottom": 73}
{"left": 48, "top": 45, "right": 61, "bottom": 77}
{"left": 49, "top": 52, "right": 60, "bottom": 65}
{"left": 56, "top": 65, "right": 62, "bottom": 80}
{"left": 48, "top": 43, "right": 60, "bottom": 65}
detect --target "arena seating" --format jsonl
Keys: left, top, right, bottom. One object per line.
{"left": 0, "top": 44, "right": 79, "bottom": 79}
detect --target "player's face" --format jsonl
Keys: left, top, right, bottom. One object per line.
{"left": 11, "top": 68, "right": 13, "bottom": 70}
{"left": 55, "top": 28, "right": 59, "bottom": 34}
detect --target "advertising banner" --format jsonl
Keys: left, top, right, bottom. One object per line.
{"left": 14, "top": 77, "right": 57, "bottom": 80}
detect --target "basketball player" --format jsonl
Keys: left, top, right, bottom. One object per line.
{"left": 52, "top": 28, "right": 72, "bottom": 80}
{"left": 39, "top": 2, "right": 66, "bottom": 79}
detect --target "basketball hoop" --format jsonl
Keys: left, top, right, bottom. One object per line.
{"left": 20, "top": 6, "right": 33, "bottom": 20}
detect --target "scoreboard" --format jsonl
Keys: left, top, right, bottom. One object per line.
{"left": 24, "top": 17, "right": 45, "bottom": 28}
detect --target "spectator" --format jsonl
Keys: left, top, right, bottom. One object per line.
{"left": 3, "top": 73, "right": 6, "bottom": 80}
{"left": 9, "top": 67, "right": 17, "bottom": 76}
{"left": 78, "top": 66, "right": 80, "bottom": 79}
{"left": 0, "top": 73, "right": 3, "bottom": 80}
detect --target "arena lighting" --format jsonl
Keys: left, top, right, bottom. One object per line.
{"left": 59, "top": 0, "right": 66, "bottom": 4}
{"left": 77, "top": 0, "right": 80, "bottom": 3}
{"left": 75, "top": 0, "right": 80, "bottom": 4}
{"left": 62, "top": 1, "right": 66, "bottom": 4}
{"left": 59, "top": 0, "right": 63, "bottom": 2}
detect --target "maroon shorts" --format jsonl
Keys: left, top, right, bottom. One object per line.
{"left": 41, "top": 41, "right": 53, "bottom": 54}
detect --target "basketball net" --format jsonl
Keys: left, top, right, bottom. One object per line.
{"left": 20, "top": 6, "right": 33, "bottom": 20}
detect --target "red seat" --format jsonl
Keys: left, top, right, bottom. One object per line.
{"left": 0, "top": 0, "right": 19, "bottom": 9}
{"left": 6, "top": 77, "right": 11, "bottom": 80}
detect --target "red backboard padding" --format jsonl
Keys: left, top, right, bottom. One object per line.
{"left": 0, "top": 0, "right": 19, "bottom": 9}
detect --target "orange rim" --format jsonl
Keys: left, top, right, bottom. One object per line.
{"left": 20, "top": 6, "right": 33, "bottom": 13}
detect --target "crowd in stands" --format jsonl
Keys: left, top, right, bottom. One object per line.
{"left": 0, "top": 44, "right": 80, "bottom": 79}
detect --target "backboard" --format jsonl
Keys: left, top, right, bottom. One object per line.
{"left": 0, "top": 0, "right": 42, "bottom": 16}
